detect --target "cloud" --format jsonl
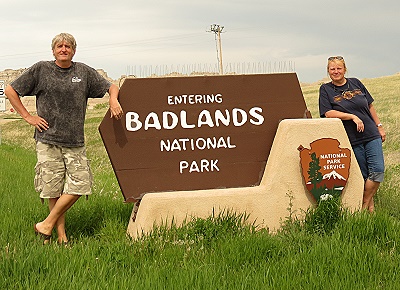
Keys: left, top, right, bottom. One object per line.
{"left": 1, "top": 0, "right": 399, "bottom": 82}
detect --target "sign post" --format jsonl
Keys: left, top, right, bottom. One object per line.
{"left": 98, "top": 74, "right": 364, "bottom": 238}
{"left": 99, "top": 73, "right": 310, "bottom": 203}
{"left": 0, "top": 80, "right": 5, "bottom": 112}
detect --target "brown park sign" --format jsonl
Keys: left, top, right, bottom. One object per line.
{"left": 298, "top": 138, "right": 351, "bottom": 202}
{"left": 99, "top": 73, "right": 310, "bottom": 203}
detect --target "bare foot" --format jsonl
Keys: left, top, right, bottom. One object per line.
{"left": 34, "top": 222, "right": 52, "bottom": 236}
{"left": 34, "top": 223, "right": 52, "bottom": 245}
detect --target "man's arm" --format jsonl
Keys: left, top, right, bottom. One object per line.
{"left": 108, "top": 83, "right": 123, "bottom": 120}
{"left": 5, "top": 85, "right": 48, "bottom": 132}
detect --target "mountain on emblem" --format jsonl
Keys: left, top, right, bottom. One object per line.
{"left": 298, "top": 138, "right": 351, "bottom": 203}
{"left": 323, "top": 170, "right": 345, "bottom": 181}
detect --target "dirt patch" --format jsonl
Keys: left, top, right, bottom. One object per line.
{"left": 385, "top": 152, "right": 400, "bottom": 167}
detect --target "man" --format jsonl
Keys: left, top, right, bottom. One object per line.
{"left": 5, "top": 33, "right": 123, "bottom": 244}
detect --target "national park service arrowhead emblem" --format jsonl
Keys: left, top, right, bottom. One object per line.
{"left": 298, "top": 138, "right": 351, "bottom": 202}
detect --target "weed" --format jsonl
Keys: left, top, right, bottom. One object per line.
{"left": 303, "top": 194, "right": 343, "bottom": 235}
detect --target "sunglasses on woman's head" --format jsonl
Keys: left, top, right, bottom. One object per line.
{"left": 328, "top": 56, "right": 344, "bottom": 61}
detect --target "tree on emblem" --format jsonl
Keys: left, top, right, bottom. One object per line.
{"left": 308, "top": 152, "right": 323, "bottom": 200}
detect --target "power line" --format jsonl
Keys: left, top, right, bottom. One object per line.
{"left": 0, "top": 32, "right": 209, "bottom": 60}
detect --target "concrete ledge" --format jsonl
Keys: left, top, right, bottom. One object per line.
{"left": 127, "top": 118, "right": 364, "bottom": 238}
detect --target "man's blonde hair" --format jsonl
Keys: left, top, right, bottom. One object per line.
{"left": 51, "top": 33, "right": 77, "bottom": 51}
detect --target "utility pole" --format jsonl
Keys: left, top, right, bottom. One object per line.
{"left": 209, "top": 24, "right": 224, "bottom": 75}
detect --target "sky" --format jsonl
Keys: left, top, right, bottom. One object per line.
{"left": 1, "top": 0, "right": 399, "bottom": 83}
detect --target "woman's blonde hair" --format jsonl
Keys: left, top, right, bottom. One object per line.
{"left": 327, "top": 56, "right": 346, "bottom": 72}
{"left": 51, "top": 33, "right": 77, "bottom": 51}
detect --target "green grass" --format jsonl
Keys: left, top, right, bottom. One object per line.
{"left": 1, "top": 74, "right": 400, "bottom": 289}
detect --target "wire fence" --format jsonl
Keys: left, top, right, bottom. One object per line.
{"left": 125, "top": 61, "right": 295, "bottom": 78}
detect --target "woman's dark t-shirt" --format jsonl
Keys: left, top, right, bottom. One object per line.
{"left": 319, "top": 77, "right": 380, "bottom": 146}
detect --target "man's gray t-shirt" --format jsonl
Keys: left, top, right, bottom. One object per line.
{"left": 11, "top": 61, "right": 111, "bottom": 147}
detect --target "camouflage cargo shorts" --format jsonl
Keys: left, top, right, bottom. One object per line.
{"left": 34, "top": 141, "right": 93, "bottom": 198}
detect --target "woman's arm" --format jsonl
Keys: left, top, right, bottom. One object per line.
{"left": 324, "top": 109, "right": 364, "bottom": 132}
{"left": 369, "top": 104, "right": 386, "bottom": 142}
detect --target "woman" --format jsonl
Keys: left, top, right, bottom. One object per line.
{"left": 319, "top": 56, "right": 385, "bottom": 212}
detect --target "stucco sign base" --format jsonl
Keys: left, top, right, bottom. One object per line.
{"left": 127, "top": 118, "right": 364, "bottom": 238}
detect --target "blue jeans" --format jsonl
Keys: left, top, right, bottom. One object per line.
{"left": 352, "top": 138, "right": 384, "bottom": 182}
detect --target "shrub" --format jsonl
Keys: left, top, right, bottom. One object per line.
{"left": 303, "top": 194, "right": 343, "bottom": 235}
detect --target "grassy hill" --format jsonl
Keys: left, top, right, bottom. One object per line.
{"left": 1, "top": 73, "right": 400, "bottom": 289}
